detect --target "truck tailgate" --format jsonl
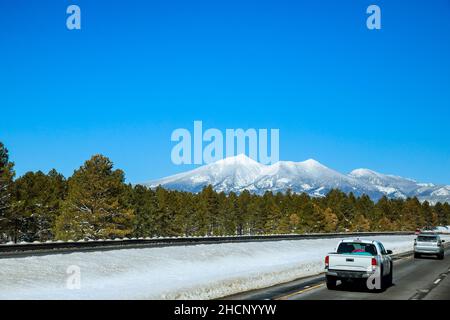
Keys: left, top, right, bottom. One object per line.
{"left": 329, "top": 254, "right": 372, "bottom": 272}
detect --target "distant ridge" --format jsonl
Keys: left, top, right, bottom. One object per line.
{"left": 145, "top": 155, "right": 450, "bottom": 204}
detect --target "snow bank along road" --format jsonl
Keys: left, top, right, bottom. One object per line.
{"left": 0, "top": 235, "right": 447, "bottom": 300}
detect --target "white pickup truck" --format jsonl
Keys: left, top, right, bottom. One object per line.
{"left": 325, "top": 239, "right": 393, "bottom": 290}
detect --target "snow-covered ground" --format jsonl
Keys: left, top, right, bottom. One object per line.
{"left": 1, "top": 235, "right": 449, "bottom": 300}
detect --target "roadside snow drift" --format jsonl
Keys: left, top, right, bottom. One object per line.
{"left": 1, "top": 235, "right": 448, "bottom": 300}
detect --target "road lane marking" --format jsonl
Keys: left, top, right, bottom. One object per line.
{"left": 408, "top": 251, "right": 450, "bottom": 301}
{"left": 275, "top": 283, "right": 324, "bottom": 300}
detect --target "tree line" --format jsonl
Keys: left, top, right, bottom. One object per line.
{"left": 1, "top": 142, "right": 449, "bottom": 243}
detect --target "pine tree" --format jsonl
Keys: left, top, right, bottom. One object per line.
{"left": 421, "top": 201, "right": 435, "bottom": 228}
{"left": 290, "top": 193, "right": 310, "bottom": 233}
{"left": 182, "top": 192, "right": 200, "bottom": 236}
{"left": 439, "top": 203, "right": 450, "bottom": 226}
{"left": 352, "top": 214, "right": 371, "bottom": 232}
{"left": 299, "top": 201, "right": 316, "bottom": 233}
{"left": 224, "top": 192, "right": 239, "bottom": 235}
{"left": 130, "top": 185, "right": 158, "bottom": 237}
{"left": 237, "top": 190, "right": 252, "bottom": 235}
{"left": 373, "top": 196, "right": 392, "bottom": 230}
{"left": 323, "top": 207, "right": 339, "bottom": 232}
{"left": 0, "top": 142, "right": 15, "bottom": 242}
{"left": 54, "top": 155, "right": 134, "bottom": 240}
{"left": 262, "top": 192, "right": 282, "bottom": 234}
{"left": 356, "top": 195, "right": 375, "bottom": 217}
{"left": 322, "top": 189, "right": 347, "bottom": 230}
{"left": 164, "top": 190, "right": 184, "bottom": 236}
{"left": 276, "top": 191, "right": 292, "bottom": 234}
{"left": 193, "top": 186, "right": 218, "bottom": 236}
{"left": 339, "top": 193, "right": 356, "bottom": 230}
{"left": 288, "top": 213, "right": 300, "bottom": 233}
{"left": 434, "top": 203, "right": 446, "bottom": 226}
{"left": 153, "top": 187, "right": 174, "bottom": 236}
{"left": 12, "top": 170, "right": 66, "bottom": 241}
{"left": 396, "top": 199, "right": 415, "bottom": 230}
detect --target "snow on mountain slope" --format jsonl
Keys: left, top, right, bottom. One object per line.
{"left": 147, "top": 155, "right": 450, "bottom": 203}
{"left": 349, "top": 168, "right": 418, "bottom": 199}
{"left": 432, "top": 187, "right": 450, "bottom": 197}
{"left": 349, "top": 169, "right": 450, "bottom": 203}
{"left": 252, "top": 159, "right": 381, "bottom": 197}
{"left": 148, "top": 154, "right": 266, "bottom": 193}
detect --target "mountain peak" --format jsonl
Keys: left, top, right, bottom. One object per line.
{"left": 350, "top": 168, "right": 379, "bottom": 177}
{"left": 303, "top": 158, "right": 321, "bottom": 164}
{"left": 214, "top": 154, "right": 263, "bottom": 167}
{"left": 299, "top": 158, "right": 327, "bottom": 168}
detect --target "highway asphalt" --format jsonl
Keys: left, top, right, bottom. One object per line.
{"left": 227, "top": 247, "right": 450, "bottom": 300}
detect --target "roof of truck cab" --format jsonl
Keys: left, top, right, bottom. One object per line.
{"left": 340, "top": 239, "right": 378, "bottom": 244}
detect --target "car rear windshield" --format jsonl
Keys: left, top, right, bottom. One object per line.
{"left": 337, "top": 243, "right": 378, "bottom": 256}
{"left": 417, "top": 236, "right": 438, "bottom": 242}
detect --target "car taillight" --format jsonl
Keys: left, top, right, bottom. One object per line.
{"left": 371, "top": 258, "right": 378, "bottom": 266}
{"left": 325, "top": 256, "right": 329, "bottom": 268}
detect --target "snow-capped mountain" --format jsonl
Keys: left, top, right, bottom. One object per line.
{"left": 149, "top": 154, "right": 267, "bottom": 194}
{"left": 146, "top": 155, "right": 450, "bottom": 204}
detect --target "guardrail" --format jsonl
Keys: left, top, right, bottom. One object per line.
{"left": 0, "top": 231, "right": 415, "bottom": 257}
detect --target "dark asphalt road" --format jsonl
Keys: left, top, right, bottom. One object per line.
{"left": 228, "top": 247, "right": 450, "bottom": 300}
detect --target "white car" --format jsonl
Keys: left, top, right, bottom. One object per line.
{"left": 414, "top": 234, "right": 445, "bottom": 260}
{"left": 325, "top": 239, "right": 393, "bottom": 290}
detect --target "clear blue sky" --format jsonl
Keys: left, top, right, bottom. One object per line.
{"left": 1, "top": 0, "right": 449, "bottom": 184}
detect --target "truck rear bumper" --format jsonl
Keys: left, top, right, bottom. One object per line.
{"left": 414, "top": 247, "right": 443, "bottom": 254}
{"left": 327, "top": 270, "right": 373, "bottom": 279}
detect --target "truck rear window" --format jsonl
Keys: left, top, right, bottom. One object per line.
{"left": 337, "top": 243, "right": 377, "bottom": 256}
{"left": 417, "top": 236, "right": 438, "bottom": 242}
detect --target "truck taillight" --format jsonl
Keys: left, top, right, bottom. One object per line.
{"left": 325, "top": 256, "right": 329, "bottom": 268}
{"left": 371, "top": 258, "right": 378, "bottom": 266}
